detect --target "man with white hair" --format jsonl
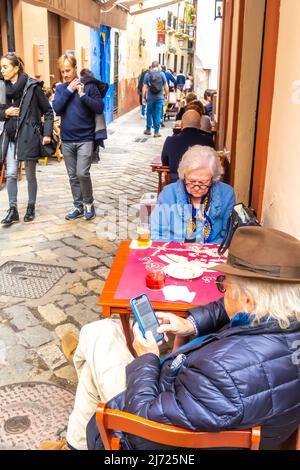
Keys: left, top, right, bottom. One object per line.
{"left": 40, "top": 227, "right": 300, "bottom": 450}
{"left": 162, "top": 109, "right": 214, "bottom": 182}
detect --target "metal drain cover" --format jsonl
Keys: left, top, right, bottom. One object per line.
{"left": 0, "top": 261, "right": 69, "bottom": 299}
{"left": 0, "top": 382, "right": 75, "bottom": 450}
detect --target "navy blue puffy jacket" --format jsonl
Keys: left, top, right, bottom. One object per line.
{"left": 87, "top": 299, "right": 300, "bottom": 450}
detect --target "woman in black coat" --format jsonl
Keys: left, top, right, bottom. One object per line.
{"left": 0, "top": 53, "right": 53, "bottom": 226}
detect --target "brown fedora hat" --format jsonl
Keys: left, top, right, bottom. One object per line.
{"left": 212, "top": 226, "right": 300, "bottom": 282}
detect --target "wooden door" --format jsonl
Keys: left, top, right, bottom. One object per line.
{"left": 48, "top": 11, "right": 62, "bottom": 87}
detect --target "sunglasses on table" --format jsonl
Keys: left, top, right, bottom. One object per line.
{"left": 215, "top": 275, "right": 226, "bottom": 293}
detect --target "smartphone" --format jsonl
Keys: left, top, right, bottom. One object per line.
{"left": 130, "top": 294, "right": 164, "bottom": 344}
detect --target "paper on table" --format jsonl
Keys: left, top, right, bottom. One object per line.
{"left": 162, "top": 285, "right": 196, "bottom": 303}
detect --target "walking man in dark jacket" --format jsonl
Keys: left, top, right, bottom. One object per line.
{"left": 53, "top": 55, "right": 104, "bottom": 220}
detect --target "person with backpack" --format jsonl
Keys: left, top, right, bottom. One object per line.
{"left": 142, "top": 61, "right": 169, "bottom": 138}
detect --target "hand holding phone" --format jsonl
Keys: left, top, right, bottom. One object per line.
{"left": 130, "top": 294, "right": 164, "bottom": 344}
{"left": 132, "top": 323, "right": 160, "bottom": 357}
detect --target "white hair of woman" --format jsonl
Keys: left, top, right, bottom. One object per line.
{"left": 178, "top": 145, "right": 223, "bottom": 182}
{"left": 228, "top": 274, "right": 300, "bottom": 329}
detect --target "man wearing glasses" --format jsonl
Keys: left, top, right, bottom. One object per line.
{"left": 150, "top": 145, "right": 235, "bottom": 243}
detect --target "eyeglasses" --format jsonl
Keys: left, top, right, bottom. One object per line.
{"left": 215, "top": 275, "right": 226, "bottom": 293}
{"left": 185, "top": 179, "right": 212, "bottom": 190}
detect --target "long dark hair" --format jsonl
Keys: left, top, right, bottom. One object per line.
{"left": 1, "top": 53, "right": 25, "bottom": 74}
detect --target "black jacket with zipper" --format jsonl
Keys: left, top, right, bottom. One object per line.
{"left": 0, "top": 77, "right": 53, "bottom": 162}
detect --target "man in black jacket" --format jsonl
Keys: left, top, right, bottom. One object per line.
{"left": 161, "top": 109, "right": 215, "bottom": 182}
{"left": 53, "top": 55, "right": 103, "bottom": 221}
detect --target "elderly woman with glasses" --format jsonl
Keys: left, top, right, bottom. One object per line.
{"left": 150, "top": 145, "right": 235, "bottom": 243}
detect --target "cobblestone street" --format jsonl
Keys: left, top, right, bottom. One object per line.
{"left": 0, "top": 108, "right": 173, "bottom": 448}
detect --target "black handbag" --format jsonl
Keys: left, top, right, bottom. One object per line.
{"left": 39, "top": 136, "right": 57, "bottom": 157}
{"left": 218, "top": 203, "right": 260, "bottom": 255}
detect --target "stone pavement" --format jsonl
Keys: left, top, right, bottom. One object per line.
{"left": 0, "top": 108, "right": 173, "bottom": 397}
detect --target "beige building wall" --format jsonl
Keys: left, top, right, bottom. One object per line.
{"left": 262, "top": 0, "right": 300, "bottom": 239}
{"left": 225, "top": 0, "right": 240, "bottom": 153}
{"left": 74, "top": 22, "right": 91, "bottom": 71}
{"left": 20, "top": 2, "right": 50, "bottom": 84}
{"left": 233, "top": 0, "right": 265, "bottom": 203}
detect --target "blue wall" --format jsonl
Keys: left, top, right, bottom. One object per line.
{"left": 90, "top": 25, "right": 114, "bottom": 125}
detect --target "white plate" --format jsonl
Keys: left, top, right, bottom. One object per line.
{"left": 164, "top": 262, "right": 203, "bottom": 280}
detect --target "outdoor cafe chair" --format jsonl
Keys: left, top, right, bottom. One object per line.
{"left": 96, "top": 402, "right": 262, "bottom": 450}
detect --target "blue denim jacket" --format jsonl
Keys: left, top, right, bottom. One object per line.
{"left": 150, "top": 180, "right": 235, "bottom": 243}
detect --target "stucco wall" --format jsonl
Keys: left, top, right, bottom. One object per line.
{"left": 262, "top": 0, "right": 300, "bottom": 238}
{"left": 225, "top": 0, "right": 240, "bottom": 153}
{"left": 74, "top": 22, "right": 91, "bottom": 71}
{"left": 194, "top": 0, "right": 222, "bottom": 96}
{"left": 21, "top": 2, "right": 50, "bottom": 84}
{"left": 233, "top": 0, "right": 265, "bottom": 203}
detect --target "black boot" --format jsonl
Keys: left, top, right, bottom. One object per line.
{"left": 1, "top": 206, "right": 19, "bottom": 226}
{"left": 24, "top": 204, "right": 35, "bottom": 223}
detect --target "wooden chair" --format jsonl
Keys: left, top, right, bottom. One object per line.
{"left": 96, "top": 402, "right": 261, "bottom": 450}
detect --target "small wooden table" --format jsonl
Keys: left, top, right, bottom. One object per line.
{"left": 150, "top": 156, "right": 170, "bottom": 195}
{"left": 98, "top": 240, "right": 196, "bottom": 353}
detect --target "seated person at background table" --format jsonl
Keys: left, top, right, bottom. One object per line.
{"left": 39, "top": 227, "right": 300, "bottom": 450}
{"left": 162, "top": 110, "right": 214, "bottom": 183}
{"left": 152, "top": 145, "right": 235, "bottom": 243}
{"left": 176, "top": 94, "right": 212, "bottom": 135}
{"left": 204, "top": 89, "right": 214, "bottom": 118}
{"left": 175, "top": 91, "right": 197, "bottom": 120}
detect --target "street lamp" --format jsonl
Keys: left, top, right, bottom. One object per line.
{"left": 215, "top": 0, "right": 223, "bottom": 20}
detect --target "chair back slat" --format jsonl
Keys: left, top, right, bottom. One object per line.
{"left": 96, "top": 403, "right": 261, "bottom": 450}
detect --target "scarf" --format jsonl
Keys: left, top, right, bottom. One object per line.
{"left": 4, "top": 73, "right": 28, "bottom": 141}
{"left": 185, "top": 186, "right": 213, "bottom": 243}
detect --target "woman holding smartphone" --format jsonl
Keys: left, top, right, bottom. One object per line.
{"left": 0, "top": 53, "right": 53, "bottom": 226}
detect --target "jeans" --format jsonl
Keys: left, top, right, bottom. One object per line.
{"left": 141, "top": 104, "right": 146, "bottom": 116}
{"left": 146, "top": 99, "right": 164, "bottom": 134}
{"left": 6, "top": 142, "right": 37, "bottom": 207}
{"left": 62, "top": 141, "right": 94, "bottom": 207}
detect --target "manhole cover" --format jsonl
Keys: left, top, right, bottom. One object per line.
{"left": 0, "top": 261, "right": 69, "bottom": 299}
{"left": 0, "top": 382, "right": 75, "bottom": 450}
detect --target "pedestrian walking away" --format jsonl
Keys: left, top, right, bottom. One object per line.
{"left": 53, "top": 54, "right": 104, "bottom": 221}
{"left": 142, "top": 61, "right": 169, "bottom": 138}
{"left": 0, "top": 53, "right": 54, "bottom": 226}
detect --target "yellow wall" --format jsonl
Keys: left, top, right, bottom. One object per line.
{"left": 262, "top": 0, "right": 300, "bottom": 238}
{"left": 21, "top": 2, "right": 50, "bottom": 84}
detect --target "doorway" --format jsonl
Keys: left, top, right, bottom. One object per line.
{"left": 48, "top": 11, "right": 61, "bottom": 87}
{"left": 113, "top": 32, "right": 119, "bottom": 115}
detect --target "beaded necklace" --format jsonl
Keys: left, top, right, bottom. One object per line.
{"left": 185, "top": 187, "right": 212, "bottom": 242}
